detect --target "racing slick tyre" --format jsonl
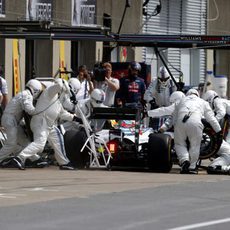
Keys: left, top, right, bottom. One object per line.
{"left": 147, "top": 133, "right": 172, "bottom": 173}
{"left": 64, "top": 129, "right": 89, "bottom": 168}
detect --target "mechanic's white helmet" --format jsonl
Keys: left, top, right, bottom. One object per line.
{"left": 186, "top": 88, "right": 200, "bottom": 97}
{"left": 169, "top": 91, "right": 185, "bottom": 104}
{"left": 158, "top": 66, "right": 170, "bottom": 88}
{"left": 202, "top": 90, "right": 219, "bottom": 105}
{"left": 68, "top": 78, "right": 81, "bottom": 95}
{"left": 158, "top": 66, "right": 170, "bottom": 79}
{"left": 90, "top": 89, "right": 105, "bottom": 107}
{"left": 26, "top": 79, "right": 42, "bottom": 99}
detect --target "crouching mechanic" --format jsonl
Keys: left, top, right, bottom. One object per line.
{"left": 173, "top": 89, "right": 222, "bottom": 174}
{"left": 203, "top": 90, "right": 230, "bottom": 175}
{"left": 13, "top": 78, "right": 80, "bottom": 170}
{"left": 207, "top": 141, "right": 230, "bottom": 175}
{"left": 0, "top": 79, "right": 47, "bottom": 167}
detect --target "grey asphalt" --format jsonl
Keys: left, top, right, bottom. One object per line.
{"left": 0, "top": 166, "right": 230, "bottom": 230}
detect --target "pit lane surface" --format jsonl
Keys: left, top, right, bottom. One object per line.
{"left": 0, "top": 166, "right": 230, "bottom": 230}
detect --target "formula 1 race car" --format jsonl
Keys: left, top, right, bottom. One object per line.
{"left": 64, "top": 107, "right": 225, "bottom": 173}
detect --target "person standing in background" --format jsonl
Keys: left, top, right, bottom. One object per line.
{"left": 75, "top": 65, "right": 94, "bottom": 100}
{"left": 144, "top": 66, "right": 177, "bottom": 130}
{"left": 116, "top": 61, "right": 146, "bottom": 109}
{"left": 0, "top": 66, "right": 8, "bottom": 111}
{"left": 144, "top": 66, "right": 176, "bottom": 107}
{"left": 93, "top": 62, "right": 120, "bottom": 107}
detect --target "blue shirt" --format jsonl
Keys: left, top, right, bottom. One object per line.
{"left": 118, "top": 75, "right": 146, "bottom": 105}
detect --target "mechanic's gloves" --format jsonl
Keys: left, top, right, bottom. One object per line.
{"left": 215, "top": 130, "right": 223, "bottom": 145}
{"left": 216, "top": 130, "right": 223, "bottom": 139}
{"left": 149, "top": 99, "right": 159, "bottom": 110}
{"left": 152, "top": 128, "right": 164, "bottom": 134}
{"left": 73, "top": 115, "right": 83, "bottom": 124}
{"left": 70, "top": 89, "right": 77, "bottom": 105}
{"left": 157, "top": 128, "right": 165, "bottom": 133}
{"left": 142, "top": 108, "right": 148, "bottom": 118}
{"left": 201, "top": 118, "right": 210, "bottom": 127}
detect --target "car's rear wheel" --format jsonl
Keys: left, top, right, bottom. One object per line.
{"left": 147, "top": 133, "right": 173, "bottom": 173}
{"left": 64, "top": 129, "right": 89, "bottom": 168}
{"left": 200, "top": 124, "right": 224, "bottom": 160}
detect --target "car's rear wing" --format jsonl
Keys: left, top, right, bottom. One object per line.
{"left": 92, "top": 107, "right": 141, "bottom": 150}
{"left": 91, "top": 107, "right": 138, "bottom": 120}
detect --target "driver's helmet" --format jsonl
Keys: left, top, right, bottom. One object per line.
{"left": 26, "top": 79, "right": 43, "bottom": 99}
{"left": 202, "top": 90, "right": 219, "bottom": 105}
{"left": 186, "top": 88, "right": 200, "bottom": 97}
{"left": 90, "top": 88, "right": 105, "bottom": 107}
{"left": 157, "top": 66, "right": 170, "bottom": 88}
{"left": 169, "top": 91, "right": 185, "bottom": 104}
{"left": 129, "top": 61, "right": 141, "bottom": 72}
{"left": 68, "top": 78, "right": 81, "bottom": 95}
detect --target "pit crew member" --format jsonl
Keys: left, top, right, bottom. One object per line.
{"left": 0, "top": 79, "right": 44, "bottom": 165}
{"left": 13, "top": 79, "right": 78, "bottom": 170}
{"left": 173, "top": 89, "right": 222, "bottom": 174}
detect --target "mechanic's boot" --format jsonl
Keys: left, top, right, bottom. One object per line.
{"left": 59, "top": 162, "right": 76, "bottom": 170}
{"left": 26, "top": 158, "right": 49, "bottom": 168}
{"left": 13, "top": 156, "right": 25, "bottom": 170}
{"left": 0, "top": 157, "right": 15, "bottom": 168}
{"left": 207, "top": 165, "right": 230, "bottom": 175}
{"left": 180, "top": 160, "right": 190, "bottom": 174}
{"left": 188, "top": 168, "right": 198, "bottom": 174}
{"left": 207, "top": 166, "right": 221, "bottom": 174}
{"left": 221, "top": 165, "right": 230, "bottom": 175}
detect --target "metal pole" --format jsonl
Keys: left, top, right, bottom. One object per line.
{"left": 117, "top": 0, "right": 131, "bottom": 34}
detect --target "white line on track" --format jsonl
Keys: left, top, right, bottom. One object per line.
{"left": 168, "top": 217, "right": 230, "bottom": 230}
{"left": 0, "top": 193, "right": 26, "bottom": 199}
{"left": 0, "top": 194, "right": 17, "bottom": 199}
{"left": 23, "top": 187, "right": 59, "bottom": 192}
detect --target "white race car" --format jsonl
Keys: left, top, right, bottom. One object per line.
{"left": 64, "top": 107, "right": 225, "bottom": 172}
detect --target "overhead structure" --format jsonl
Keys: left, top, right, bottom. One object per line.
{"left": 1, "top": 20, "right": 229, "bottom": 91}
{"left": 0, "top": 21, "right": 230, "bottom": 49}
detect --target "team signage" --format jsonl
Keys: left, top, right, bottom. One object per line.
{"left": 72, "top": 0, "right": 96, "bottom": 26}
{"left": 0, "top": 0, "right": 5, "bottom": 18}
{"left": 26, "top": 0, "right": 52, "bottom": 21}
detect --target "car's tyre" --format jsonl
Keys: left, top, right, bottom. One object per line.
{"left": 200, "top": 123, "right": 225, "bottom": 160}
{"left": 64, "top": 129, "right": 89, "bottom": 168}
{"left": 147, "top": 133, "right": 173, "bottom": 173}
